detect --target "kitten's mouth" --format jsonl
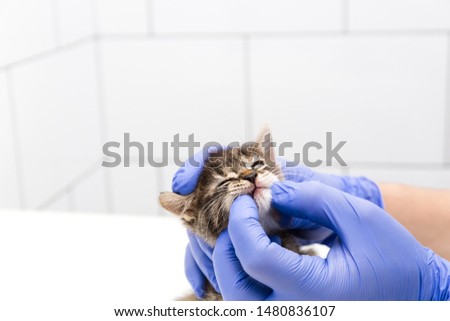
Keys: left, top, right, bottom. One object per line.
{"left": 252, "top": 186, "right": 268, "bottom": 198}
{"left": 241, "top": 178, "right": 274, "bottom": 200}
{"left": 242, "top": 185, "right": 259, "bottom": 198}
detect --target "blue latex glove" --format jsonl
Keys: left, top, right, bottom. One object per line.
{"left": 280, "top": 158, "right": 384, "bottom": 208}
{"left": 172, "top": 151, "right": 384, "bottom": 298}
{"left": 213, "top": 181, "right": 450, "bottom": 300}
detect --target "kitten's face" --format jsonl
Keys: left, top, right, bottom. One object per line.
{"left": 160, "top": 128, "right": 283, "bottom": 245}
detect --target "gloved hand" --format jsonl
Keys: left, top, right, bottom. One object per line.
{"left": 279, "top": 158, "right": 383, "bottom": 208}
{"left": 213, "top": 181, "right": 450, "bottom": 300}
{"left": 173, "top": 150, "right": 384, "bottom": 298}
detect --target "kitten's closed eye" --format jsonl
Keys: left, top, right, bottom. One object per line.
{"left": 251, "top": 160, "right": 265, "bottom": 169}
{"left": 217, "top": 178, "right": 233, "bottom": 188}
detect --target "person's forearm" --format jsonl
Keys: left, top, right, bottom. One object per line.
{"left": 378, "top": 183, "right": 450, "bottom": 260}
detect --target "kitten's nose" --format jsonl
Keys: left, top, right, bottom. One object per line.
{"left": 242, "top": 170, "right": 257, "bottom": 184}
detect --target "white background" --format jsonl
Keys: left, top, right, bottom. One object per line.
{"left": 0, "top": 1, "right": 450, "bottom": 315}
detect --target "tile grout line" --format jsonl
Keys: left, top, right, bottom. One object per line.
{"left": 89, "top": 0, "right": 99, "bottom": 34}
{"left": 155, "top": 168, "right": 165, "bottom": 216}
{"left": 0, "top": 29, "right": 449, "bottom": 73}
{"left": 37, "top": 159, "right": 102, "bottom": 210}
{"left": 66, "top": 187, "right": 76, "bottom": 211}
{"left": 92, "top": 29, "right": 450, "bottom": 42}
{"left": 444, "top": 33, "right": 450, "bottom": 165}
{"left": 148, "top": 29, "right": 449, "bottom": 38}
{"left": 37, "top": 189, "right": 67, "bottom": 210}
{"left": 146, "top": 0, "right": 155, "bottom": 35}
{"left": 5, "top": 68, "right": 26, "bottom": 209}
{"left": 243, "top": 35, "right": 253, "bottom": 140}
{"left": 93, "top": 39, "right": 114, "bottom": 213}
{"left": 50, "top": 0, "right": 62, "bottom": 46}
{"left": 342, "top": 0, "right": 350, "bottom": 33}
{"left": 90, "top": 0, "right": 113, "bottom": 213}
{"left": 91, "top": 1, "right": 114, "bottom": 213}
{"left": 340, "top": 0, "right": 349, "bottom": 173}
{"left": 0, "top": 36, "right": 94, "bottom": 71}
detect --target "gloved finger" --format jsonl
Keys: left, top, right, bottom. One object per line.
{"left": 184, "top": 244, "right": 206, "bottom": 298}
{"left": 195, "top": 234, "right": 213, "bottom": 260}
{"left": 213, "top": 229, "right": 271, "bottom": 300}
{"left": 187, "top": 231, "right": 220, "bottom": 293}
{"left": 228, "top": 196, "right": 327, "bottom": 293}
{"left": 271, "top": 181, "right": 377, "bottom": 243}
{"left": 281, "top": 165, "right": 315, "bottom": 182}
{"left": 282, "top": 166, "right": 345, "bottom": 191}
{"left": 172, "top": 145, "right": 226, "bottom": 195}
{"left": 172, "top": 150, "right": 207, "bottom": 195}
{"left": 275, "top": 160, "right": 321, "bottom": 231}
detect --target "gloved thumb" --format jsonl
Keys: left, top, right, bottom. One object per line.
{"left": 271, "top": 181, "right": 378, "bottom": 243}
{"left": 228, "top": 196, "right": 326, "bottom": 296}
{"left": 213, "top": 229, "right": 271, "bottom": 300}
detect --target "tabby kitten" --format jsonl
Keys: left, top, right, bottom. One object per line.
{"left": 159, "top": 126, "right": 310, "bottom": 300}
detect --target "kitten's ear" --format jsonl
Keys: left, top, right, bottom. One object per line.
{"left": 255, "top": 124, "right": 276, "bottom": 166}
{"left": 160, "top": 192, "right": 196, "bottom": 224}
{"left": 159, "top": 192, "right": 188, "bottom": 216}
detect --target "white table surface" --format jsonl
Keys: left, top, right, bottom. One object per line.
{"left": 0, "top": 210, "right": 191, "bottom": 320}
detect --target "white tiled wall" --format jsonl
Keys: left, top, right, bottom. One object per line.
{"left": 0, "top": 0, "right": 56, "bottom": 66}
{"left": 11, "top": 43, "right": 102, "bottom": 208}
{"left": 46, "top": 191, "right": 71, "bottom": 212}
{"left": 0, "top": 0, "right": 449, "bottom": 214}
{"left": 250, "top": 35, "right": 447, "bottom": 164}
{"left": 153, "top": 0, "right": 343, "bottom": 33}
{"left": 108, "top": 164, "right": 159, "bottom": 215}
{"left": 71, "top": 169, "right": 108, "bottom": 213}
{"left": 158, "top": 162, "right": 188, "bottom": 216}
{"left": 349, "top": 0, "right": 450, "bottom": 30}
{"left": 0, "top": 71, "right": 21, "bottom": 208}
{"left": 100, "top": 38, "right": 246, "bottom": 155}
{"left": 94, "top": 0, "right": 149, "bottom": 34}
{"left": 54, "top": 0, "right": 94, "bottom": 45}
